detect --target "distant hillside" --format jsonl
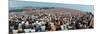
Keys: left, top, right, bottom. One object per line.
{"left": 9, "top": 7, "right": 56, "bottom": 12}
{"left": 9, "top": 7, "right": 87, "bottom": 16}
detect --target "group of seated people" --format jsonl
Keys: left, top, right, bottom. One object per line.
{"left": 9, "top": 12, "right": 94, "bottom": 34}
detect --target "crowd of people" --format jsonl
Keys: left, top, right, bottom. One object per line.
{"left": 9, "top": 9, "right": 94, "bottom": 34}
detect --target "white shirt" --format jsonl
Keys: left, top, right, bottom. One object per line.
{"left": 21, "top": 21, "right": 25, "bottom": 24}
{"left": 61, "top": 25, "right": 64, "bottom": 30}
{"left": 30, "top": 29, "right": 35, "bottom": 32}
{"left": 18, "top": 23, "right": 22, "bottom": 28}
{"left": 41, "top": 26, "right": 45, "bottom": 30}
{"left": 13, "top": 30, "right": 18, "bottom": 34}
{"left": 24, "top": 29, "right": 31, "bottom": 33}
{"left": 25, "top": 21, "right": 29, "bottom": 26}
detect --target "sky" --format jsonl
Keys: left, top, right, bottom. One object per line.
{"left": 9, "top": 0, "right": 94, "bottom": 5}
{"left": 9, "top": 0, "right": 94, "bottom": 12}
